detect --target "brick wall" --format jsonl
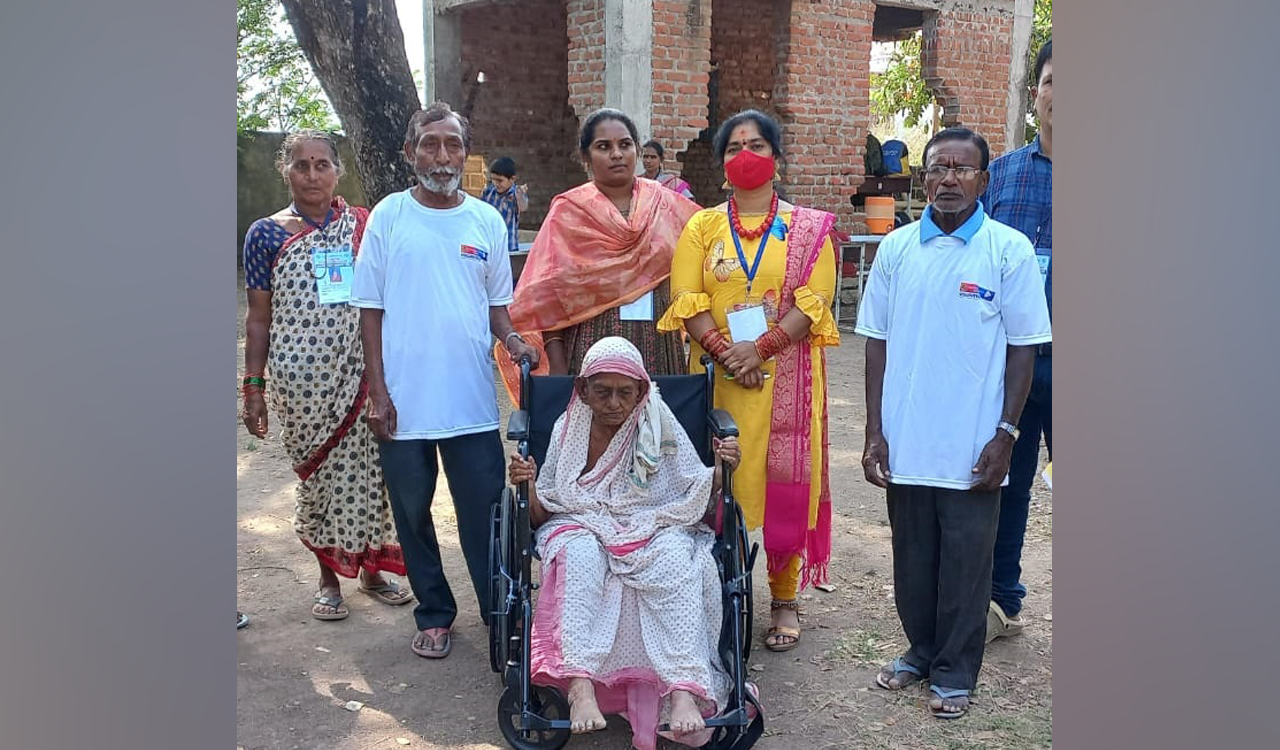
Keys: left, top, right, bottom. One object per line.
{"left": 458, "top": 0, "right": 585, "bottom": 227}
{"left": 648, "top": 0, "right": 712, "bottom": 171}
{"left": 681, "top": 0, "right": 782, "bottom": 206}
{"left": 566, "top": 0, "right": 606, "bottom": 120}
{"left": 711, "top": 0, "right": 780, "bottom": 120}
{"left": 447, "top": 0, "right": 1016, "bottom": 233}
{"left": 774, "top": 0, "right": 875, "bottom": 232}
{"left": 922, "top": 6, "right": 1015, "bottom": 157}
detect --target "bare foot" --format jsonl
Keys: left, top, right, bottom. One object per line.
{"left": 668, "top": 690, "right": 706, "bottom": 736}
{"left": 567, "top": 678, "right": 607, "bottom": 734}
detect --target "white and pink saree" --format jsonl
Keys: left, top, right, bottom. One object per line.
{"left": 528, "top": 338, "right": 732, "bottom": 750}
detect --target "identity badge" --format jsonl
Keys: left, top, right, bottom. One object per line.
{"left": 1035, "top": 249, "right": 1051, "bottom": 284}
{"left": 726, "top": 303, "right": 768, "bottom": 343}
{"left": 619, "top": 290, "right": 655, "bottom": 322}
{"left": 313, "top": 244, "right": 354, "bottom": 304}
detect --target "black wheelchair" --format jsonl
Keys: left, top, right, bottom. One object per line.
{"left": 488, "top": 356, "right": 763, "bottom": 750}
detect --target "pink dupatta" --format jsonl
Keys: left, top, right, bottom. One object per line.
{"left": 762, "top": 207, "right": 837, "bottom": 589}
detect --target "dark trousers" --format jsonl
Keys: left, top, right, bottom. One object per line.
{"left": 992, "top": 354, "right": 1052, "bottom": 618}
{"left": 887, "top": 483, "right": 1001, "bottom": 692}
{"left": 379, "top": 430, "right": 505, "bottom": 631}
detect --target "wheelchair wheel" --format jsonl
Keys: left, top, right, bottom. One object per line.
{"left": 488, "top": 500, "right": 507, "bottom": 673}
{"left": 488, "top": 490, "right": 516, "bottom": 674}
{"left": 497, "top": 684, "right": 571, "bottom": 750}
{"left": 736, "top": 503, "right": 754, "bottom": 663}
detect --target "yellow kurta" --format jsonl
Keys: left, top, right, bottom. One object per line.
{"left": 658, "top": 207, "right": 839, "bottom": 531}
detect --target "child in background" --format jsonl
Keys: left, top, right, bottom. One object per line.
{"left": 480, "top": 156, "right": 529, "bottom": 254}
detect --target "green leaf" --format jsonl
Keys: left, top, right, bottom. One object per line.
{"left": 237, "top": 0, "right": 339, "bottom": 134}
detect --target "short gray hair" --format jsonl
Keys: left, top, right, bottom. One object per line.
{"left": 275, "top": 130, "right": 345, "bottom": 180}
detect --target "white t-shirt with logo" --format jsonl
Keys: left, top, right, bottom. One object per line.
{"left": 854, "top": 212, "right": 1052, "bottom": 490}
{"left": 351, "top": 189, "right": 514, "bottom": 440}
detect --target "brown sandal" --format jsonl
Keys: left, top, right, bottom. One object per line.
{"left": 765, "top": 598, "right": 801, "bottom": 652}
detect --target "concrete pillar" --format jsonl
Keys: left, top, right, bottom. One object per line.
{"left": 603, "top": 0, "right": 653, "bottom": 138}
{"left": 430, "top": 5, "right": 464, "bottom": 109}
{"left": 1004, "top": 0, "right": 1035, "bottom": 151}
{"left": 422, "top": 0, "right": 435, "bottom": 104}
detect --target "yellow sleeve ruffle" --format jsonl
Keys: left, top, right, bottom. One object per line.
{"left": 793, "top": 285, "right": 840, "bottom": 347}
{"left": 656, "top": 291, "right": 712, "bottom": 332}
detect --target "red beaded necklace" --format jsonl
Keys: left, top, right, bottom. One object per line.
{"left": 728, "top": 192, "right": 779, "bottom": 241}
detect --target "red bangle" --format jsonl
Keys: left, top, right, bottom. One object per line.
{"left": 698, "top": 328, "right": 732, "bottom": 361}
{"left": 754, "top": 326, "right": 792, "bottom": 361}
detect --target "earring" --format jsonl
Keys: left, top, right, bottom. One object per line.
{"left": 773, "top": 170, "right": 782, "bottom": 181}
{"left": 722, "top": 179, "right": 731, "bottom": 190}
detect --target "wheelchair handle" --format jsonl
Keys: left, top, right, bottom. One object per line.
{"left": 518, "top": 356, "right": 532, "bottom": 412}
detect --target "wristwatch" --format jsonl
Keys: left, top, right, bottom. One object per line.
{"left": 997, "top": 421, "right": 1021, "bottom": 440}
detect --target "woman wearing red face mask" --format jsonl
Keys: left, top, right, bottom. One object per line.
{"left": 658, "top": 110, "right": 840, "bottom": 654}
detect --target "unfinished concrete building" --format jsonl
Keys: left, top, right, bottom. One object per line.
{"left": 428, "top": 0, "right": 1034, "bottom": 232}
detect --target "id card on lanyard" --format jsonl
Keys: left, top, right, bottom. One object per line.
{"left": 1033, "top": 210, "right": 1051, "bottom": 285}
{"left": 725, "top": 213, "right": 776, "bottom": 343}
{"left": 313, "top": 244, "right": 354, "bottom": 304}
{"left": 618, "top": 290, "right": 654, "bottom": 321}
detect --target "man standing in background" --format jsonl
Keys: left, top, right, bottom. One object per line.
{"left": 980, "top": 38, "right": 1053, "bottom": 644}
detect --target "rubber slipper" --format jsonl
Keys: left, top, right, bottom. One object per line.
{"left": 875, "top": 657, "right": 923, "bottom": 690}
{"left": 237, "top": 611, "right": 251, "bottom": 630}
{"left": 928, "top": 685, "right": 970, "bottom": 719}
{"left": 358, "top": 579, "right": 414, "bottom": 606}
{"left": 412, "top": 629, "right": 452, "bottom": 659}
{"left": 312, "top": 592, "right": 349, "bottom": 621}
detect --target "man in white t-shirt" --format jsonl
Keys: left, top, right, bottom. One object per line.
{"left": 351, "top": 102, "right": 540, "bottom": 660}
{"left": 855, "top": 127, "right": 1051, "bottom": 720}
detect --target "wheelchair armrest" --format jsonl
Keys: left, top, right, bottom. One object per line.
{"left": 506, "top": 410, "right": 530, "bottom": 442}
{"left": 709, "top": 408, "right": 739, "bottom": 439}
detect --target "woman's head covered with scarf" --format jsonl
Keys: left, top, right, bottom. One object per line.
{"left": 566, "top": 337, "right": 674, "bottom": 487}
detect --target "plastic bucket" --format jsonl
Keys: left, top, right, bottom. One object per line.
{"left": 865, "top": 196, "right": 895, "bottom": 234}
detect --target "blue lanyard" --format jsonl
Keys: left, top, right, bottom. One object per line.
{"left": 728, "top": 216, "right": 771, "bottom": 297}
{"left": 292, "top": 204, "right": 334, "bottom": 232}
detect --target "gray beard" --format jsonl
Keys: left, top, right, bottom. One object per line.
{"left": 417, "top": 171, "right": 462, "bottom": 196}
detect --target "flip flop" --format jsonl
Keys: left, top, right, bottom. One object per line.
{"left": 875, "top": 657, "right": 924, "bottom": 690}
{"left": 357, "top": 579, "right": 414, "bottom": 606}
{"left": 928, "top": 685, "right": 970, "bottom": 719}
{"left": 237, "top": 611, "right": 251, "bottom": 630}
{"left": 312, "top": 592, "right": 349, "bottom": 621}
{"left": 412, "top": 629, "right": 452, "bottom": 659}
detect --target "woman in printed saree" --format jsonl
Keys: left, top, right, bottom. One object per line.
{"left": 241, "top": 131, "right": 410, "bottom": 621}
{"left": 496, "top": 109, "right": 701, "bottom": 399}
{"left": 657, "top": 110, "right": 840, "bottom": 653}
{"left": 506, "top": 337, "right": 743, "bottom": 750}
{"left": 642, "top": 140, "right": 697, "bottom": 201}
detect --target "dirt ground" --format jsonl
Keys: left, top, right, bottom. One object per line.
{"left": 236, "top": 273, "right": 1053, "bottom": 750}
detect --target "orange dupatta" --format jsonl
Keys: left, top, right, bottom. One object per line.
{"left": 494, "top": 178, "right": 700, "bottom": 402}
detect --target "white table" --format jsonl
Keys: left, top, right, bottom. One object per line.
{"left": 835, "top": 234, "right": 887, "bottom": 329}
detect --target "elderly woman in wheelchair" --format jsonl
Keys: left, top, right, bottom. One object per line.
{"left": 506, "top": 337, "right": 742, "bottom": 748}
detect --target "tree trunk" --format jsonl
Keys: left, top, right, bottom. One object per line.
{"left": 280, "top": 0, "right": 421, "bottom": 206}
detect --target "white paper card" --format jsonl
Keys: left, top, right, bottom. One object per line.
{"left": 726, "top": 304, "right": 768, "bottom": 343}
{"left": 618, "top": 291, "right": 654, "bottom": 321}
{"left": 313, "top": 245, "right": 354, "bottom": 304}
